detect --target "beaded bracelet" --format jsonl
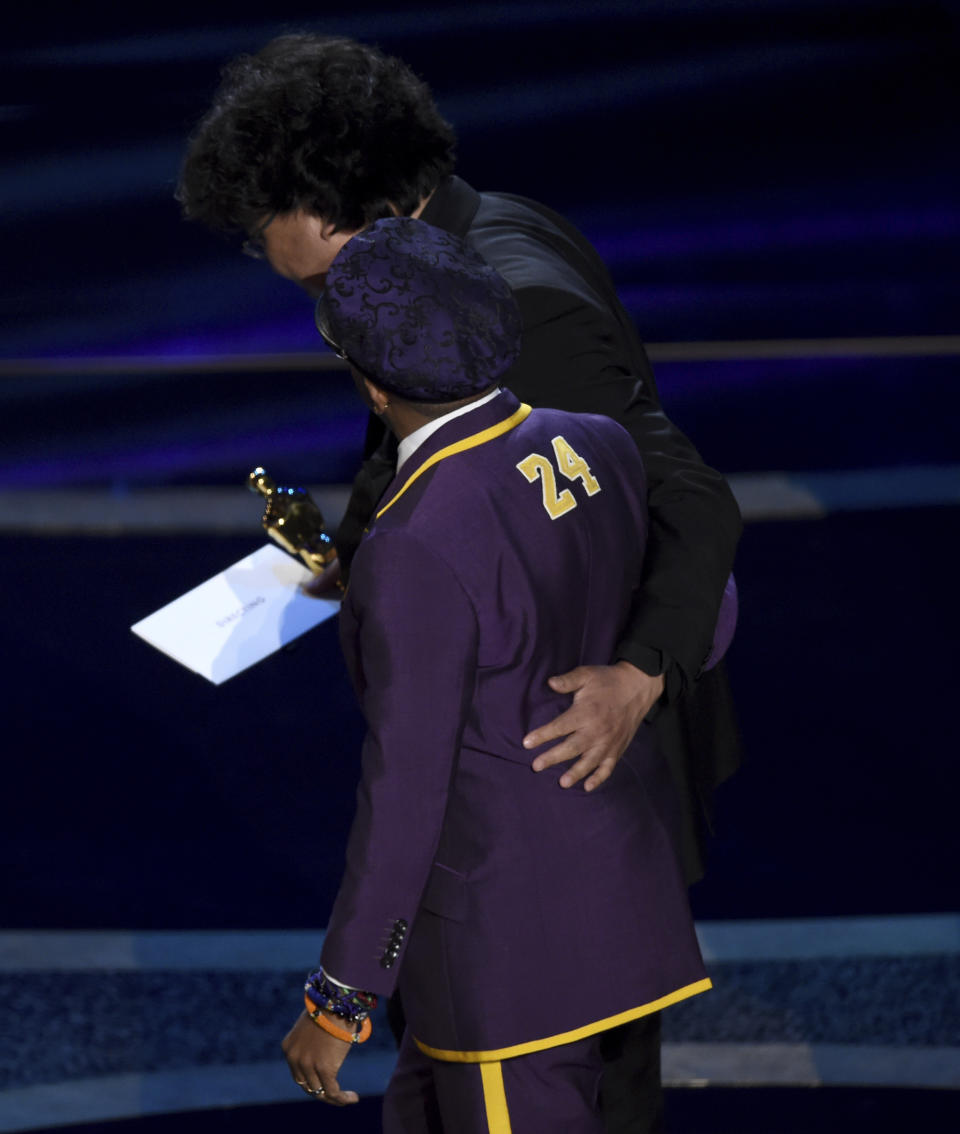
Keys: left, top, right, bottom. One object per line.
{"left": 304, "top": 968, "right": 378, "bottom": 1023}
{"left": 304, "top": 993, "right": 373, "bottom": 1044}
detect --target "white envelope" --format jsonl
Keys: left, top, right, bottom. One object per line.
{"left": 130, "top": 543, "right": 339, "bottom": 684}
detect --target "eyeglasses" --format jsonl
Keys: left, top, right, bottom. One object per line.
{"left": 314, "top": 298, "right": 346, "bottom": 359}
{"left": 242, "top": 214, "right": 275, "bottom": 260}
{"left": 313, "top": 298, "right": 378, "bottom": 383}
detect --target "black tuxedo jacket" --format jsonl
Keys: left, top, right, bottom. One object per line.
{"left": 335, "top": 176, "right": 742, "bottom": 879}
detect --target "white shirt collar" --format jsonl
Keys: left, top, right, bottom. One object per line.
{"left": 396, "top": 387, "right": 502, "bottom": 472}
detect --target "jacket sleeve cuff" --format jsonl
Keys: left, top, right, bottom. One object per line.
{"left": 615, "top": 644, "right": 682, "bottom": 713}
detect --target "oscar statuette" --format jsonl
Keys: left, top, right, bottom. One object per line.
{"left": 247, "top": 467, "right": 337, "bottom": 576}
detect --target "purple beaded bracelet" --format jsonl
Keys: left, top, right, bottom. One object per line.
{"left": 305, "top": 968, "right": 378, "bottom": 1023}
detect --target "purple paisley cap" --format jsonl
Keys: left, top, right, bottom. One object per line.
{"left": 314, "top": 216, "right": 522, "bottom": 402}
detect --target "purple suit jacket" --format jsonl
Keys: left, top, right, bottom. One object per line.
{"left": 321, "top": 389, "right": 710, "bottom": 1061}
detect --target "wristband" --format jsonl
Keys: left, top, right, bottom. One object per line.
{"left": 305, "top": 967, "right": 378, "bottom": 1023}
{"left": 304, "top": 994, "right": 372, "bottom": 1044}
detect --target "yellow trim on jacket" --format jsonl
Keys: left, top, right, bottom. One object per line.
{"left": 413, "top": 977, "right": 712, "bottom": 1064}
{"left": 375, "top": 403, "right": 532, "bottom": 521}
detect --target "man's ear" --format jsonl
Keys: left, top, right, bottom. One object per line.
{"left": 363, "top": 376, "right": 390, "bottom": 414}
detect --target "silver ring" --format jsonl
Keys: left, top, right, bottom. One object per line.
{"left": 309, "top": 1086, "right": 325, "bottom": 1097}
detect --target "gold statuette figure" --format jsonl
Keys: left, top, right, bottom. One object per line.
{"left": 248, "top": 467, "right": 337, "bottom": 575}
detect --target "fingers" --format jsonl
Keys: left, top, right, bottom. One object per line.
{"left": 555, "top": 752, "right": 597, "bottom": 790}
{"left": 282, "top": 1011, "right": 359, "bottom": 1107}
{"left": 524, "top": 708, "right": 579, "bottom": 754}
{"left": 530, "top": 722, "right": 617, "bottom": 788}
{"left": 545, "top": 666, "right": 590, "bottom": 694}
{"left": 527, "top": 663, "right": 653, "bottom": 787}
{"left": 288, "top": 1059, "right": 323, "bottom": 1098}
{"left": 288, "top": 1064, "right": 358, "bottom": 1106}
{"left": 583, "top": 756, "right": 619, "bottom": 792}
{"left": 526, "top": 699, "right": 627, "bottom": 788}
{"left": 312, "top": 1074, "right": 359, "bottom": 1107}
{"left": 534, "top": 742, "right": 616, "bottom": 790}
{"left": 293, "top": 1073, "right": 324, "bottom": 1099}
{"left": 301, "top": 557, "right": 342, "bottom": 598}
{"left": 529, "top": 737, "right": 581, "bottom": 772}
{"left": 522, "top": 666, "right": 599, "bottom": 749}
{"left": 557, "top": 752, "right": 600, "bottom": 790}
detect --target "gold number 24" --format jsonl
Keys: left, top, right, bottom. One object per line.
{"left": 516, "top": 435, "right": 602, "bottom": 520}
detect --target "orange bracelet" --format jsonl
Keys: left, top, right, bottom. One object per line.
{"left": 304, "top": 994, "right": 372, "bottom": 1044}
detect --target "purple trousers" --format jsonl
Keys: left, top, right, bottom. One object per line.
{"left": 382, "top": 1029, "right": 606, "bottom": 1133}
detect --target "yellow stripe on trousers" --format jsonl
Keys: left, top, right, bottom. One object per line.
{"left": 480, "top": 1061, "right": 513, "bottom": 1133}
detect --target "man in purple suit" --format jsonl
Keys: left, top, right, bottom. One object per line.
{"left": 281, "top": 217, "right": 714, "bottom": 1132}
{"left": 180, "top": 37, "right": 741, "bottom": 1129}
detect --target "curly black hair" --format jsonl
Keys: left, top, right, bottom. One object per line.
{"left": 177, "top": 35, "right": 457, "bottom": 236}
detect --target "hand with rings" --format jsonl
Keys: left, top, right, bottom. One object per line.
{"left": 282, "top": 1010, "right": 359, "bottom": 1107}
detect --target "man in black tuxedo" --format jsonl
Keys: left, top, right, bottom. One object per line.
{"left": 178, "top": 33, "right": 742, "bottom": 1133}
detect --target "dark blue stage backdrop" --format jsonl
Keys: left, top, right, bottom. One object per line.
{"left": 2, "top": 0, "right": 958, "bottom": 368}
